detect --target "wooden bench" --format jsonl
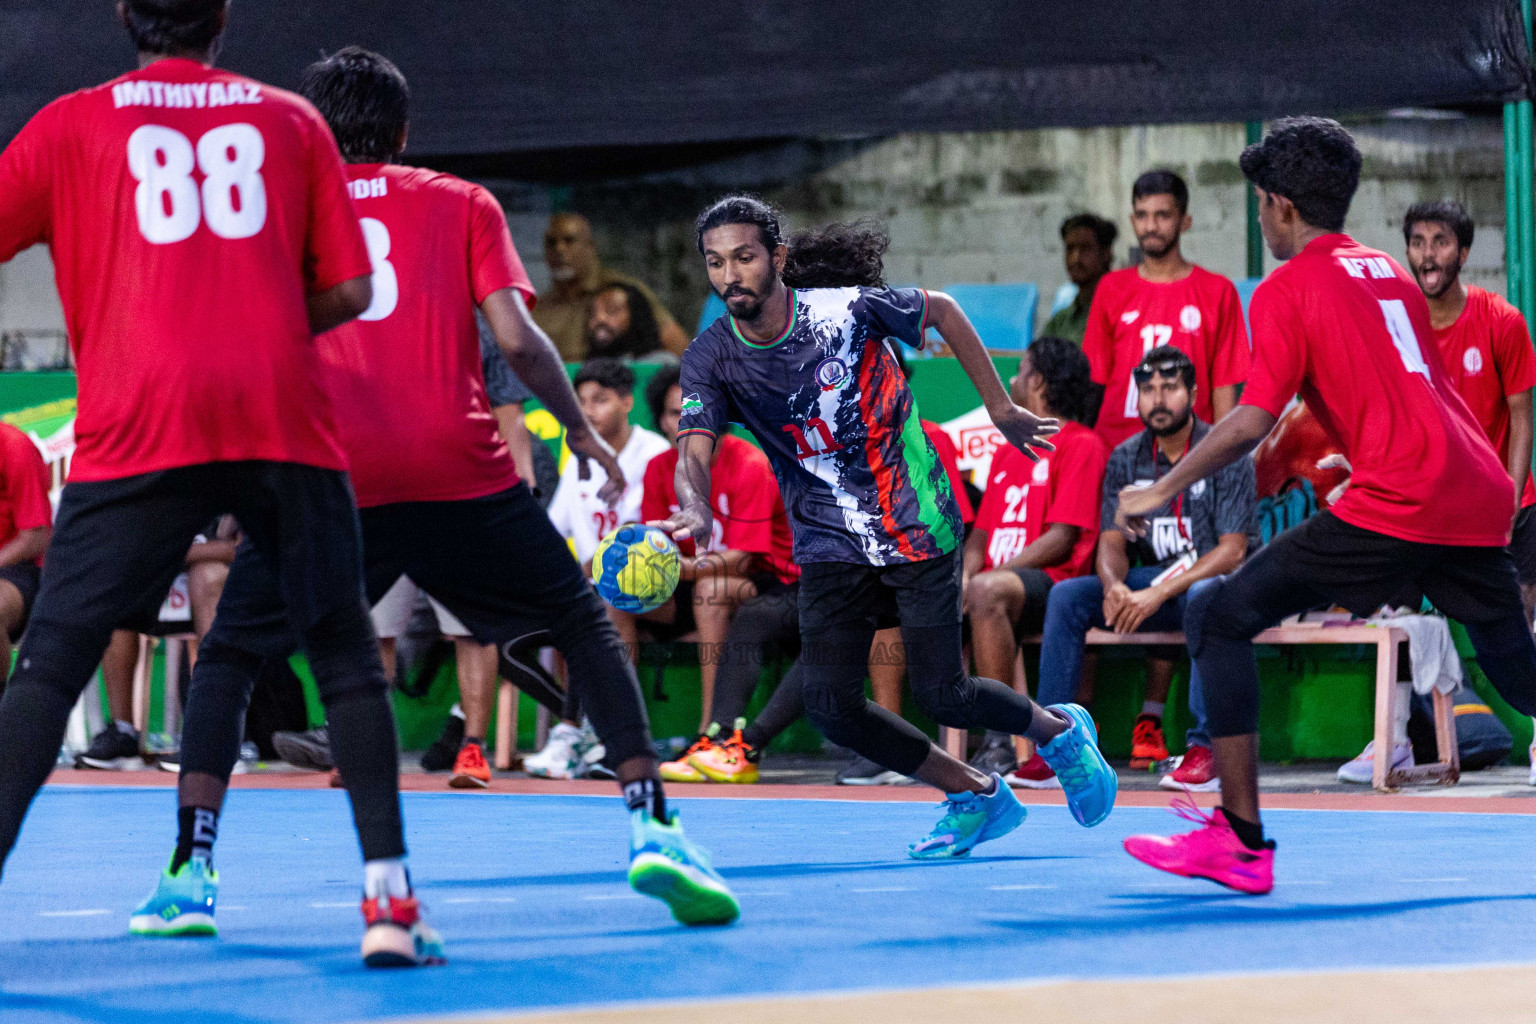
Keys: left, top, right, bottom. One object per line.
{"left": 941, "top": 623, "right": 1459, "bottom": 793}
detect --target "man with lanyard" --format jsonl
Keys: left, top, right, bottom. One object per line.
{"left": 1025, "top": 347, "right": 1254, "bottom": 791}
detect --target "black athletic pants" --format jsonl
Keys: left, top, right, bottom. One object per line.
{"left": 1188, "top": 511, "right": 1536, "bottom": 738}
{"left": 182, "top": 484, "right": 653, "bottom": 815}
{"left": 797, "top": 549, "right": 1038, "bottom": 776}
{"left": 707, "top": 582, "right": 807, "bottom": 749}
{"left": 0, "top": 462, "right": 388, "bottom": 873}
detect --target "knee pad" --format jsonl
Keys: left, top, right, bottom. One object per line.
{"left": 12, "top": 619, "right": 114, "bottom": 701}
{"left": 1182, "top": 577, "right": 1227, "bottom": 660}
{"left": 800, "top": 672, "right": 866, "bottom": 734}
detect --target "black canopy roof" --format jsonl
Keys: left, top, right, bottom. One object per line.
{"left": 3, "top": 1, "right": 1531, "bottom": 170}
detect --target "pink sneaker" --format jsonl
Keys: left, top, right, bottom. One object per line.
{"left": 1123, "top": 796, "right": 1274, "bottom": 894}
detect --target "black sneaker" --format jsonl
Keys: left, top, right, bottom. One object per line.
{"left": 420, "top": 715, "right": 465, "bottom": 772}
{"left": 77, "top": 723, "right": 143, "bottom": 770}
{"left": 836, "top": 755, "right": 906, "bottom": 786}
{"left": 968, "top": 736, "right": 1019, "bottom": 778}
{"left": 271, "top": 728, "right": 333, "bottom": 771}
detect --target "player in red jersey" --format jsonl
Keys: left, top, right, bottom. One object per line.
{"left": 962, "top": 337, "right": 1107, "bottom": 777}
{"left": 145, "top": 48, "right": 738, "bottom": 943}
{"left": 0, "top": 422, "right": 52, "bottom": 685}
{"left": 0, "top": 0, "right": 427, "bottom": 954}
{"left": 1084, "top": 170, "right": 1251, "bottom": 449}
{"left": 1116, "top": 118, "right": 1536, "bottom": 894}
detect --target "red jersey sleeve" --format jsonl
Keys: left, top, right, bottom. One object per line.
{"left": 1241, "top": 281, "right": 1306, "bottom": 418}
{"left": 0, "top": 102, "right": 57, "bottom": 263}
{"left": 924, "top": 421, "right": 974, "bottom": 523}
{"left": 1043, "top": 431, "right": 1106, "bottom": 531}
{"left": 1493, "top": 304, "right": 1536, "bottom": 397}
{"left": 467, "top": 183, "right": 535, "bottom": 306}
{"left": 640, "top": 452, "right": 673, "bottom": 524}
{"left": 1082, "top": 280, "right": 1116, "bottom": 387}
{"left": 301, "top": 108, "right": 370, "bottom": 294}
{"left": 1, "top": 429, "right": 51, "bottom": 533}
{"left": 717, "top": 451, "right": 780, "bottom": 556}
{"left": 1209, "top": 276, "right": 1252, "bottom": 388}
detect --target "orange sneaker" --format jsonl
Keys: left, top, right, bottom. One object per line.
{"left": 661, "top": 729, "right": 717, "bottom": 783}
{"left": 689, "top": 719, "right": 759, "bottom": 784}
{"left": 448, "top": 742, "right": 491, "bottom": 789}
{"left": 1129, "top": 714, "right": 1169, "bottom": 771}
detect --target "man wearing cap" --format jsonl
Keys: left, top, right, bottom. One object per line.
{"left": 1019, "top": 347, "right": 1255, "bottom": 792}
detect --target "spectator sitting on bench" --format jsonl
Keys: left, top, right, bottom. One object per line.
{"left": 961, "top": 337, "right": 1108, "bottom": 779}
{"left": 1020, "top": 346, "right": 1255, "bottom": 792}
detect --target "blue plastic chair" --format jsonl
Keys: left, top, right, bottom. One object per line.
{"left": 1235, "top": 277, "right": 1261, "bottom": 340}
{"left": 695, "top": 292, "right": 727, "bottom": 337}
{"left": 937, "top": 282, "right": 1039, "bottom": 351}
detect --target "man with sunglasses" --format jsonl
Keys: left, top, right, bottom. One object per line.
{"left": 1024, "top": 347, "right": 1255, "bottom": 791}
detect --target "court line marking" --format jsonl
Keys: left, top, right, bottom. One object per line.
{"left": 989, "top": 884, "right": 1057, "bottom": 891}
{"left": 444, "top": 897, "right": 519, "bottom": 904}
{"left": 38, "top": 908, "right": 110, "bottom": 917}
{"left": 1401, "top": 877, "right": 1468, "bottom": 883}
{"left": 309, "top": 901, "right": 356, "bottom": 908}
{"left": 579, "top": 894, "right": 643, "bottom": 901}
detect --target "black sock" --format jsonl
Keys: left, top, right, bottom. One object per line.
{"left": 172, "top": 806, "right": 218, "bottom": 872}
{"left": 1220, "top": 806, "right": 1270, "bottom": 851}
{"left": 623, "top": 778, "right": 667, "bottom": 824}
{"left": 464, "top": 736, "right": 484, "bottom": 749}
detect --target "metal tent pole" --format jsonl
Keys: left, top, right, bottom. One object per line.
{"left": 1245, "top": 120, "right": 1263, "bottom": 280}
{"left": 1506, "top": 101, "right": 1522, "bottom": 305}
{"left": 1521, "top": 0, "right": 1536, "bottom": 321}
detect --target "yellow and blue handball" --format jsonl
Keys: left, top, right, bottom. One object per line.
{"left": 593, "top": 524, "right": 681, "bottom": 614}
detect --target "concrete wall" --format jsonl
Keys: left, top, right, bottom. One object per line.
{"left": 0, "top": 116, "right": 1512, "bottom": 343}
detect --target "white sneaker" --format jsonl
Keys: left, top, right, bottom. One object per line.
{"left": 576, "top": 720, "right": 606, "bottom": 777}
{"left": 524, "top": 723, "right": 583, "bottom": 779}
{"left": 1528, "top": 741, "right": 1535, "bottom": 787}
{"left": 1336, "top": 740, "right": 1412, "bottom": 785}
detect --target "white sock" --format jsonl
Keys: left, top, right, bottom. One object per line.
{"left": 114, "top": 719, "right": 137, "bottom": 736}
{"left": 1393, "top": 682, "right": 1411, "bottom": 747}
{"left": 1140, "top": 701, "right": 1165, "bottom": 719}
{"left": 364, "top": 857, "right": 411, "bottom": 900}
{"left": 449, "top": 703, "right": 465, "bottom": 720}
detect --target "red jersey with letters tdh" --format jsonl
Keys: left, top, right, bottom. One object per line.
{"left": 1083, "top": 264, "right": 1251, "bottom": 449}
{"left": 0, "top": 59, "right": 370, "bottom": 481}
{"left": 322, "top": 163, "right": 534, "bottom": 508}
{"left": 1242, "top": 234, "right": 1513, "bottom": 547}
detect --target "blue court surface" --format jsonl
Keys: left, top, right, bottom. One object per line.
{"left": 3, "top": 786, "right": 1534, "bottom": 1023}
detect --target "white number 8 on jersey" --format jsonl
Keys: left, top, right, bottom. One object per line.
{"left": 357, "top": 217, "right": 398, "bottom": 321}
{"left": 126, "top": 123, "right": 267, "bottom": 243}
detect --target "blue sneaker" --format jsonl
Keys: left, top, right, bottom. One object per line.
{"left": 129, "top": 856, "right": 218, "bottom": 937}
{"left": 1038, "top": 703, "right": 1117, "bottom": 827}
{"left": 908, "top": 773, "right": 1026, "bottom": 859}
{"left": 627, "top": 810, "right": 740, "bottom": 925}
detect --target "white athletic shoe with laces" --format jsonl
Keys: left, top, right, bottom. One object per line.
{"left": 524, "top": 723, "right": 583, "bottom": 779}
{"left": 1336, "top": 739, "right": 1412, "bottom": 785}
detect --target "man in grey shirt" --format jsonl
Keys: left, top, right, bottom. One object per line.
{"left": 1022, "top": 347, "right": 1254, "bottom": 792}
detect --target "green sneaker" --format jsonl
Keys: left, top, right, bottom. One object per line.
{"left": 627, "top": 810, "right": 739, "bottom": 926}
{"left": 129, "top": 856, "right": 218, "bottom": 937}
{"left": 907, "top": 773, "right": 1027, "bottom": 859}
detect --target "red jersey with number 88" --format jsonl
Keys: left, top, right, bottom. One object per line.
{"left": 1083, "top": 265, "right": 1251, "bottom": 449}
{"left": 321, "top": 163, "right": 533, "bottom": 508}
{"left": 1242, "top": 234, "right": 1512, "bottom": 547}
{"left": 0, "top": 58, "right": 370, "bottom": 482}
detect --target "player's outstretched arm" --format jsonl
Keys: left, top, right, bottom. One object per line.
{"left": 307, "top": 274, "right": 373, "bottom": 335}
{"left": 652, "top": 433, "right": 716, "bottom": 546}
{"left": 1116, "top": 405, "right": 1276, "bottom": 535}
{"left": 925, "top": 291, "right": 1059, "bottom": 462}
{"left": 481, "top": 286, "right": 624, "bottom": 503}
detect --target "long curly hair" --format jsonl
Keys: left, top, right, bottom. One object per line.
{"left": 1027, "top": 337, "right": 1095, "bottom": 425}
{"left": 782, "top": 221, "right": 889, "bottom": 289}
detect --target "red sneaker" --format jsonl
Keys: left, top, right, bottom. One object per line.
{"left": 1159, "top": 744, "right": 1220, "bottom": 793}
{"left": 1129, "top": 714, "right": 1169, "bottom": 770}
{"left": 1123, "top": 796, "right": 1274, "bottom": 894}
{"left": 1002, "top": 753, "right": 1060, "bottom": 789}
{"left": 448, "top": 742, "right": 491, "bottom": 789}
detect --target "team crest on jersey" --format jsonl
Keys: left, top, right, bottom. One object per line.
{"left": 1190, "top": 479, "right": 1207, "bottom": 498}
{"left": 1032, "top": 459, "right": 1050, "bottom": 484}
{"left": 1179, "top": 305, "right": 1202, "bottom": 331}
{"left": 815, "top": 356, "right": 851, "bottom": 391}
{"left": 1464, "top": 347, "right": 1485, "bottom": 375}
{"left": 1120, "top": 311, "right": 1141, "bottom": 325}
{"left": 681, "top": 393, "right": 704, "bottom": 413}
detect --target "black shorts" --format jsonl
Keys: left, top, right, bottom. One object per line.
{"left": 1261, "top": 510, "right": 1523, "bottom": 624}
{"left": 34, "top": 461, "right": 365, "bottom": 640}
{"left": 799, "top": 547, "right": 963, "bottom": 635}
{"left": 210, "top": 482, "right": 607, "bottom": 658}
{"left": 1510, "top": 505, "right": 1536, "bottom": 587}
{"left": 0, "top": 561, "right": 40, "bottom": 637}
{"left": 1008, "top": 566, "right": 1054, "bottom": 639}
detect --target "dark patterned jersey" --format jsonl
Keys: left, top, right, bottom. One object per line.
{"left": 677, "top": 286, "right": 963, "bottom": 565}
